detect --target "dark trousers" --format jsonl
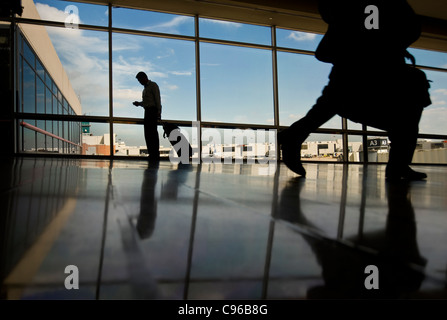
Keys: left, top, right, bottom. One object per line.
{"left": 287, "top": 65, "right": 428, "bottom": 171}
{"left": 144, "top": 107, "right": 160, "bottom": 159}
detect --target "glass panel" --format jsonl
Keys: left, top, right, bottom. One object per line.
{"left": 170, "top": 125, "right": 197, "bottom": 160}
{"left": 276, "top": 28, "right": 323, "bottom": 51}
{"left": 46, "top": 120, "right": 54, "bottom": 152}
{"left": 408, "top": 48, "right": 447, "bottom": 69}
{"left": 63, "top": 98, "right": 68, "bottom": 115}
{"left": 348, "top": 120, "right": 362, "bottom": 130}
{"left": 18, "top": 57, "right": 23, "bottom": 112}
{"left": 52, "top": 94, "right": 57, "bottom": 115}
{"left": 45, "top": 71, "right": 53, "bottom": 89}
{"left": 58, "top": 121, "right": 62, "bottom": 151}
{"left": 199, "top": 18, "right": 271, "bottom": 45}
{"left": 64, "top": 121, "right": 69, "bottom": 142}
{"left": 19, "top": 119, "right": 81, "bottom": 154}
{"left": 44, "top": 26, "right": 109, "bottom": 116}
{"left": 36, "top": 77, "right": 45, "bottom": 114}
{"left": 36, "top": 58, "right": 45, "bottom": 80}
{"left": 17, "top": 31, "right": 22, "bottom": 55}
{"left": 364, "top": 136, "right": 389, "bottom": 164}
{"left": 277, "top": 51, "right": 338, "bottom": 128}
{"left": 112, "top": 7, "right": 194, "bottom": 36}
{"left": 300, "top": 133, "right": 343, "bottom": 162}
{"left": 21, "top": 120, "right": 36, "bottom": 152}
{"left": 45, "top": 87, "right": 52, "bottom": 114}
{"left": 112, "top": 34, "right": 196, "bottom": 121}
{"left": 361, "top": 136, "right": 447, "bottom": 165}
{"left": 36, "top": 120, "right": 46, "bottom": 152}
{"left": 367, "top": 125, "right": 385, "bottom": 132}
{"left": 113, "top": 124, "right": 198, "bottom": 159}
{"left": 57, "top": 101, "right": 62, "bottom": 115}
{"left": 23, "top": 61, "right": 35, "bottom": 113}
{"left": 81, "top": 122, "right": 111, "bottom": 156}
{"left": 113, "top": 123, "right": 148, "bottom": 157}
{"left": 23, "top": 40, "right": 35, "bottom": 67}
{"left": 200, "top": 43, "right": 273, "bottom": 125}
{"left": 201, "top": 127, "right": 276, "bottom": 164}
{"left": 414, "top": 139, "right": 447, "bottom": 164}
{"left": 347, "top": 135, "right": 366, "bottom": 163}
{"left": 420, "top": 70, "right": 447, "bottom": 135}
{"left": 33, "top": 0, "right": 108, "bottom": 27}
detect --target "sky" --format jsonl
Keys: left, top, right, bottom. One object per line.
{"left": 31, "top": 0, "right": 447, "bottom": 148}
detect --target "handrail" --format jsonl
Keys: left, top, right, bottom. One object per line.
{"left": 20, "top": 121, "right": 81, "bottom": 147}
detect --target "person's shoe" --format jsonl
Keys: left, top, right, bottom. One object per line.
{"left": 278, "top": 129, "right": 306, "bottom": 177}
{"left": 386, "top": 165, "right": 427, "bottom": 181}
{"left": 403, "top": 168, "right": 427, "bottom": 180}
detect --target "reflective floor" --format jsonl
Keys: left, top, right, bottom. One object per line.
{"left": 1, "top": 157, "right": 447, "bottom": 300}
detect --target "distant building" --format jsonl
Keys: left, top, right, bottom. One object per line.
{"left": 300, "top": 139, "right": 363, "bottom": 160}
{"left": 202, "top": 142, "right": 275, "bottom": 161}
{"left": 82, "top": 133, "right": 116, "bottom": 156}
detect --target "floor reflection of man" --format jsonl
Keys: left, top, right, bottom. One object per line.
{"left": 277, "top": 178, "right": 427, "bottom": 299}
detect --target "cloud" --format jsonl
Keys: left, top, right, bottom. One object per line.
{"left": 287, "top": 31, "right": 317, "bottom": 42}
{"left": 113, "top": 88, "right": 141, "bottom": 100}
{"left": 164, "top": 84, "right": 179, "bottom": 91}
{"left": 288, "top": 113, "right": 304, "bottom": 120}
{"left": 420, "top": 106, "right": 447, "bottom": 135}
{"left": 36, "top": 3, "right": 82, "bottom": 24}
{"left": 433, "top": 88, "right": 447, "bottom": 95}
{"left": 113, "top": 55, "right": 154, "bottom": 79}
{"left": 157, "top": 48, "right": 175, "bottom": 59}
{"left": 201, "top": 18, "right": 242, "bottom": 28}
{"left": 38, "top": 26, "right": 110, "bottom": 112}
{"left": 143, "top": 16, "right": 192, "bottom": 33}
{"left": 432, "top": 100, "right": 446, "bottom": 106}
{"left": 170, "top": 71, "right": 193, "bottom": 76}
{"left": 431, "top": 88, "right": 447, "bottom": 106}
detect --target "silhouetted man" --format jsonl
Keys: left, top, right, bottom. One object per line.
{"left": 279, "top": 0, "right": 431, "bottom": 181}
{"left": 133, "top": 72, "right": 162, "bottom": 161}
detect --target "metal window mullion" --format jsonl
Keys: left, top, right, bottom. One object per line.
{"left": 342, "top": 117, "right": 349, "bottom": 163}
{"left": 271, "top": 26, "right": 280, "bottom": 161}
{"left": 362, "top": 123, "right": 369, "bottom": 165}
{"left": 195, "top": 15, "right": 202, "bottom": 162}
{"left": 108, "top": 4, "right": 114, "bottom": 157}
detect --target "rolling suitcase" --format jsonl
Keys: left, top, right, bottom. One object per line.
{"left": 162, "top": 122, "right": 193, "bottom": 160}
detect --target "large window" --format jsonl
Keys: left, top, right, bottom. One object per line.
{"left": 199, "top": 18, "right": 271, "bottom": 45}
{"left": 200, "top": 43, "right": 274, "bottom": 125}
{"left": 44, "top": 26, "right": 109, "bottom": 117}
{"left": 112, "top": 33, "right": 196, "bottom": 121}
{"left": 17, "top": 32, "right": 82, "bottom": 154}
{"left": 112, "top": 7, "right": 195, "bottom": 36}
{"left": 8, "top": 0, "right": 447, "bottom": 164}
{"left": 277, "top": 51, "right": 334, "bottom": 128}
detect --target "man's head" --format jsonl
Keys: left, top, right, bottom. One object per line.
{"left": 136, "top": 71, "right": 148, "bottom": 85}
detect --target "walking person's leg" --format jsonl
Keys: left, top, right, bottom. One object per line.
{"left": 279, "top": 80, "right": 339, "bottom": 176}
